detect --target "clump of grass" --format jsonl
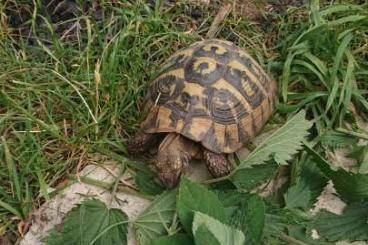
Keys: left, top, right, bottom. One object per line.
{"left": 272, "top": 1, "right": 368, "bottom": 133}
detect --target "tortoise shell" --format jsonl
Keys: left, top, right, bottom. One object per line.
{"left": 140, "top": 39, "right": 277, "bottom": 154}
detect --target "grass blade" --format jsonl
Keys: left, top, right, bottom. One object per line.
{"left": 325, "top": 32, "right": 353, "bottom": 112}
{"left": 1, "top": 137, "right": 22, "bottom": 203}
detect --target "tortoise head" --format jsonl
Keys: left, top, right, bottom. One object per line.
{"left": 155, "top": 149, "right": 189, "bottom": 188}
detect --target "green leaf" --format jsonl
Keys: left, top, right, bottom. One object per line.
{"left": 347, "top": 145, "right": 368, "bottom": 174}
{"left": 46, "top": 199, "right": 128, "bottom": 245}
{"left": 327, "top": 169, "right": 368, "bottom": 203}
{"left": 284, "top": 180, "right": 312, "bottom": 209}
{"left": 281, "top": 43, "right": 309, "bottom": 101}
{"left": 216, "top": 190, "right": 251, "bottom": 221}
{"left": 152, "top": 234, "right": 194, "bottom": 245}
{"left": 223, "top": 193, "right": 273, "bottom": 244}
{"left": 230, "top": 162, "right": 278, "bottom": 191}
{"left": 338, "top": 51, "right": 355, "bottom": 122}
{"left": 303, "top": 52, "right": 328, "bottom": 77}
{"left": 320, "top": 130, "right": 358, "bottom": 148}
{"left": 328, "top": 15, "right": 367, "bottom": 26}
{"left": 1, "top": 137, "right": 22, "bottom": 205}
{"left": 192, "top": 212, "right": 245, "bottom": 245}
{"left": 319, "top": 4, "right": 363, "bottom": 17}
{"left": 194, "top": 225, "right": 222, "bottom": 245}
{"left": 263, "top": 213, "right": 289, "bottom": 238}
{"left": 177, "top": 178, "right": 226, "bottom": 233}
{"left": 134, "top": 191, "right": 176, "bottom": 245}
{"left": 135, "top": 170, "right": 165, "bottom": 195}
{"left": 311, "top": 202, "right": 368, "bottom": 242}
{"left": 305, "top": 144, "right": 368, "bottom": 203}
{"left": 310, "top": 0, "right": 321, "bottom": 25}
{"left": 244, "top": 195, "right": 265, "bottom": 244}
{"left": 298, "top": 158, "right": 329, "bottom": 206}
{"left": 236, "top": 110, "right": 313, "bottom": 168}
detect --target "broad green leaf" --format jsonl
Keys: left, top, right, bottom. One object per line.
{"left": 225, "top": 195, "right": 265, "bottom": 244}
{"left": 284, "top": 180, "right": 312, "bottom": 209}
{"left": 299, "top": 158, "right": 329, "bottom": 205}
{"left": 219, "top": 190, "right": 308, "bottom": 244}
{"left": 194, "top": 225, "right": 222, "bottom": 245}
{"left": 46, "top": 199, "right": 128, "bottom": 245}
{"left": 327, "top": 169, "right": 368, "bottom": 203}
{"left": 311, "top": 202, "right": 368, "bottom": 242}
{"left": 192, "top": 212, "right": 245, "bottom": 245}
{"left": 244, "top": 195, "right": 265, "bottom": 244}
{"left": 285, "top": 155, "right": 328, "bottom": 209}
{"left": 263, "top": 213, "right": 289, "bottom": 238}
{"left": 134, "top": 191, "right": 176, "bottom": 245}
{"left": 135, "top": 170, "right": 164, "bottom": 195}
{"left": 236, "top": 110, "right": 312, "bottom": 168}
{"left": 177, "top": 178, "right": 226, "bottom": 232}
{"left": 152, "top": 234, "right": 194, "bottom": 245}
{"left": 263, "top": 206, "right": 309, "bottom": 243}
{"left": 305, "top": 144, "right": 368, "bottom": 203}
{"left": 230, "top": 162, "right": 278, "bottom": 191}
{"left": 320, "top": 130, "right": 358, "bottom": 148}
{"left": 216, "top": 190, "right": 251, "bottom": 220}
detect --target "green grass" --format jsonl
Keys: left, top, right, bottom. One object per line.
{"left": 0, "top": 0, "right": 367, "bottom": 243}
{"left": 0, "top": 0, "right": 271, "bottom": 241}
{"left": 270, "top": 1, "right": 368, "bottom": 133}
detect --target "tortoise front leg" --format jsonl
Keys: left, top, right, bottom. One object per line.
{"left": 203, "top": 149, "right": 233, "bottom": 177}
{"left": 127, "top": 131, "right": 162, "bottom": 155}
{"left": 155, "top": 133, "right": 200, "bottom": 188}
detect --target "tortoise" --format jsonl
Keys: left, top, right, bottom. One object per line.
{"left": 128, "top": 39, "right": 277, "bottom": 188}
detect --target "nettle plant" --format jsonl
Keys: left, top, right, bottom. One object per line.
{"left": 46, "top": 109, "right": 368, "bottom": 245}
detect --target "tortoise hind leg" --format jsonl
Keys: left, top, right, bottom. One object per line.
{"left": 203, "top": 149, "right": 233, "bottom": 177}
{"left": 127, "top": 131, "right": 163, "bottom": 155}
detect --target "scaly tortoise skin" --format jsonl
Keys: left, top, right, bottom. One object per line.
{"left": 128, "top": 39, "right": 277, "bottom": 187}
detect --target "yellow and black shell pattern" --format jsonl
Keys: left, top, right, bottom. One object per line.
{"left": 141, "top": 39, "right": 277, "bottom": 154}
